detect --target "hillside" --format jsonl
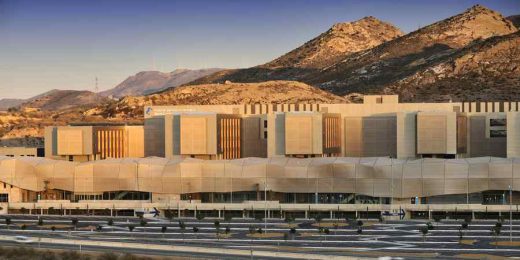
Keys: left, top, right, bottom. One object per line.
{"left": 190, "top": 5, "right": 519, "bottom": 103}
{"left": 263, "top": 16, "right": 403, "bottom": 69}
{"left": 0, "top": 99, "right": 25, "bottom": 111}
{"left": 309, "top": 5, "right": 518, "bottom": 96}
{"left": 508, "top": 15, "right": 520, "bottom": 28}
{"left": 190, "top": 17, "right": 402, "bottom": 84}
{"left": 383, "top": 31, "right": 520, "bottom": 102}
{"left": 100, "top": 68, "right": 223, "bottom": 98}
{"left": 19, "top": 89, "right": 108, "bottom": 111}
{"left": 91, "top": 81, "right": 347, "bottom": 119}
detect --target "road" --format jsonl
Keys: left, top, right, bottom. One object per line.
{"left": 0, "top": 214, "right": 520, "bottom": 259}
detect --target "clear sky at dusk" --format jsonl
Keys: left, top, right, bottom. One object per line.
{"left": 0, "top": 0, "right": 519, "bottom": 99}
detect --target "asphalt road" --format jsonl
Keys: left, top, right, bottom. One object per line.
{"left": 1, "top": 214, "right": 520, "bottom": 259}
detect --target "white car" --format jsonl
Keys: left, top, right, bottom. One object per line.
{"left": 14, "top": 236, "right": 34, "bottom": 244}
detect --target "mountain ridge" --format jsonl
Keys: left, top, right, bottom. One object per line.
{"left": 306, "top": 4, "right": 518, "bottom": 96}
{"left": 187, "top": 5, "right": 519, "bottom": 103}
{"left": 100, "top": 68, "right": 223, "bottom": 98}
{"left": 382, "top": 31, "right": 520, "bottom": 102}
{"left": 19, "top": 89, "right": 108, "bottom": 111}
{"left": 189, "top": 16, "right": 402, "bottom": 85}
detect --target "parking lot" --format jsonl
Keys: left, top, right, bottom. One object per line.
{"left": 1, "top": 214, "right": 520, "bottom": 259}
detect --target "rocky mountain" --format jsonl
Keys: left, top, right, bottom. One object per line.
{"left": 309, "top": 5, "right": 518, "bottom": 96}
{"left": 263, "top": 16, "right": 403, "bottom": 69}
{"left": 190, "top": 17, "right": 402, "bottom": 84}
{"left": 19, "top": 89, "right": 108, "bottom": 111}
{"left": 508, "top": 15, "right": 520, "bottom": 28}
{"left": 383, "top": 31, "right": 520, "bottom": 102}
{"left": 100, "top": 68, "right": 223, "bottom": 98}
{"left": 90, "top": 81, "right": 347, "bottom": 119}
{"left": 190, "top": 5, "right": 519, "bottom": 103}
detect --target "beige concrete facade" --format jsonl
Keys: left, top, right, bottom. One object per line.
{"left": 27, "top": 96, "right": 520, "bottom": 212}
{"left": 146, "top": 97, "right": 520, "bottom": 160}
{"left": 416, "top": 112, "right": 457, "bottom": 155}
{"left": 284, "top": 113, "right": 323, "bottom": 155}
{"left": 45, "top": 124, "right": 144, "bottom": 161}
{"left": 148, "top": 111, "right": 265, "bottom": 159}
{"left": 2, "top": 156, "right": 520, "bottom": 202}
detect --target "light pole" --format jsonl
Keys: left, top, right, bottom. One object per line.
{"left": 510, "top": 184, "right": 513, "bottom": 242}
{"left": 264, "top": 180, "right": 268, "bottom": 231}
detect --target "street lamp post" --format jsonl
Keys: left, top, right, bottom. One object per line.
{"left": 510, "top": 184, "right": 513, "bottom": 242}
{"left": 264, "top": 180, "right": 268, "bottom": 231}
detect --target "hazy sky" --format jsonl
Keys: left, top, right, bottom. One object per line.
{"left": 1, "top": 0, "right": 519, "bottom": 99}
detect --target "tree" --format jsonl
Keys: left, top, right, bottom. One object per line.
{"left": 5, "top": 217, "right": 11, "bottom": 230}
{"left": 496, "top": 221, "right": 503, "bottom": 228}
{"left": 51, "top": 226, "right": 56, "bottom": 232}
{"left": 71, "top": 218, "right": 79, "bottom": 231}
{"left": 491, "top": 226, "right": 502, "bottom": 248}
{"left": 196, "top": 214, "right": 205, "bottom": 221}
{"left": 161, "top": 226, "right": 167, "bottom": 239}
{"left": 426, "top": 222, "right": 434, "bottom": 230}
{"left": 38, "top": 218, "right": 44, "bottom": 231}
{"left": 107, "top": 219, "right": 114, "bottom": 232}
{"left": 128, "top": 225, "right": 135, "bottom": 238}
{"left": 257, "top": 227, "right": 263, "bottom": 234}
{"left": 323, "top": 228, "right": 330, "bottom": 241}
{"left": 357, "top": 220, "right": 364, "bottom": 228}
{"left": 289, "top": 227, "right": 297, "bottom": 240}
{"left": 458, "top": 227, "right": 464, "bottom": 243}
{"left": 420, "top": 226, "right": 429, "bottom": 242}
{"left": 140, "top": 219, "right": 147, "bottom": 233}
{"left": 225, "top": 226, "right": 231, "bottom": 236}
{"left": 461, "top": 222, "right": 469, "bottom": 230}
{"left": 193, "top": 226, "right": 199, "bottom": 239}
{"left": 356, "top": 227, "right": 362, "bottom": 236}
{"left": 21, "top": 224, "right": 27, "bottom": 231}
{"left": 179, "top": 221, "right": 186, "bottom": 242}
{"left": 214, "top": 220, "right": 221, "bottom": 235}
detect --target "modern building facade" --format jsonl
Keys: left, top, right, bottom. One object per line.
{"left": 45, "top": 124, "right": 144, "bottom": 162}
{"left": 144, "top": 95, "right": 520, "bottom": 160}
{"left": 1, "top": 95, "right": 520, "bottom": 218}
{"left": 145, "top": 111, "right": 267, "bottom": 159}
